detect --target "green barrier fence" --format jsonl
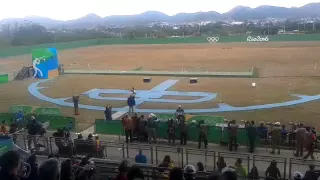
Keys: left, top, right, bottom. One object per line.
{"left": 94, "top": 118, "right": 255, "bottom": 145}
{"left": 1, "top": 34, "right": 320, "bottom": 58}
{"left": 0, "top": 74, "right": 9, "bottom": 84}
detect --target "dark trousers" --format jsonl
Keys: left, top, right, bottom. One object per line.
{"left": 74, "top": 105, "right": 79, "bottom": 115}
{"left": 180, "top": 132, "right": 187, "bottom": 145}
{"left": 198, "top": 134, "right": 208, "bottom": 148}
{"left": 229, "top": 136, "right": 238, "bottom": 151}
{"left": 295, "top": 142, "right": 304, "bottom": 157}
{"left": 168, "top": 133, "right": 175, "bottom": 145}
{"left": 125, "top": 130, "right": 132, "bottom": 143}
{"left": 304, "top": 146, "right": 315, "bottom": 160}
{"left": 248, "top": 138, "right": 255, "bottom": 153}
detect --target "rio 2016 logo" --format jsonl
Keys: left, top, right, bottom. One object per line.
{"left": 247, "top": 36, "right": 269, "bottom": 42}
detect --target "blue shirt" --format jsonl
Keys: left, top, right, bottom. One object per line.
{"left": 16, "top": 112, "right": 24, "bottom": 121}
{"left": 135, "top": 154, "right": 147, "bottom": 164}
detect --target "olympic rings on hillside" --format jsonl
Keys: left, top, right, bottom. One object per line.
{"left": 207, "top": 37, "right": 220, "bottom": 43}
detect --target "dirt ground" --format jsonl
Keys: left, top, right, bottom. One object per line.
{"left": 1, "top": 42, "right": 320, "bottom": 130}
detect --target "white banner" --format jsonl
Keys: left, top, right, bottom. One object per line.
{"left": 247, "top": 36, "right": 269, "bottom": 42}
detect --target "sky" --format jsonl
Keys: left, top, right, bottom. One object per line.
{"left": 0, "top": 0, "right": 319, "bottom": 21}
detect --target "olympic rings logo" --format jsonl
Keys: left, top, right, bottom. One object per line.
{"left": 207, "top": 37, "right": 220, "bottom": 43}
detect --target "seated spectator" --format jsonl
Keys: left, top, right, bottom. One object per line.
{"left": 221, "top": 169, "right": 237, "bottom": 180}
{"left": 304, "top": 164, "right": 318, "bottom": 180}
{"left": 234, "top": 158, "right": 248, "bottom": 177}
{"left": 26, "top": 154, "right": 39, "bottom": 180}
{"left": 292, "top": 171, "right": 303, "bottom": 180}
{"left": 207, "top": 173, "right": 221, "bottom": 180}
{"left": 158, "top": 155, "right": 174, "bottom": 172}
{"left": 39, "top": 158, "right": 60, "bottom": 180}
{"left": 60, "top": 159, "right": 74, "bottom": 180}
{"left": 217, "top": 156, "right": 227, "bottom": 173}
{"left": 169, "top": 167, "right": 183, "bottom": 180}
{"left": 0, "top": 150, "right": 21, "bottom": 180}
{"left": 135, "top": 149, "right": 147, "bottom": 164}
{"left": 127, "top": 166, "right": 144, "bottom": 180}
{"left": 281, "top": 125, "right": 288, "bottom": 142}
{"left": 248, "top": 166, "right": 259, "bottom": 179}
{"left": 265, "top": 160, "right": 281, "bottom": 180}
{"left": 196, "top": 162, "right": 205, "bottom": 172}
{"left": 183, "top": 164, "right": 196, "bottom": 180}
{"left": 75, "top": 163, "right": 96, "bottom": 180}
{"left": 113, "top": 160, "right": 129, "bottom": 180}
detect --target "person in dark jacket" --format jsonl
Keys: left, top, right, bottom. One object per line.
{"left": 72, "top": 95, "right": 80, "bottom": 115}
{"left": 0, "top": 151, "right": 21, "bottom": 180}
{"left": 167, "top": 119, "right": 176, "bottom": 145}
{"left": 180, "top": 120, "right": 188, "bottom": 145}
{"left": 304, "top": 164, "right": 318, "bottom": 180}
{"left": 198, "top": 120, "right": 208, "bottom": 149}
{"left": 246, "top": 121, "right": 257, "bottom": 153}
{"left": 228, "top": 120, "right": 239, "bottom": 151}
{"left": 26, "top": 154, "right": 38, "bottom": 180}
{"left": 104, "top": 106, "right": 112, "bottom": 121}
{"left": 26, "top": 118, "right": 38, "bottom": 150}
{"left": 127, "top": 95, "right": 136, "bottom": 115}
{"left": 60, "top": 159, "right": 74, "bottom": 180}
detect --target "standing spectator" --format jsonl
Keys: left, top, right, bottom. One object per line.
{"left": 104, "top": 106, "right": 112, "bottom": 121}
{"left": 265, "top": 160, "right": 281, "bottom": 180}
{"left": 26, "top": 154, "right": 39, "bottom": 180}
{"left": 281, "top": 125, "right": 288, "bottom": 143}
{"left": 39, "top": 158, "right": 60, "bottom": 180}
{"left": 113, "top": 160, "right": 129, "bottom": 180}
{"left": 0, "top": 120, "right": 8, "bottom": 134}
{"left": 234, "top": 158, "right": 248, "bottom": 177}
{"left": 258, "top": 122, "right": 268, "bottom": 140}
{"left": 146, "top": 114, "right": 157, "bottom": 144}
{"left": 228, "top": 120, "right": 238, "bottom": 151}
{"left": 122, "top": 114, "right": 132, "bottom": 143}
{"left": 247, "top": 121, "right": 257, "bottom": 153}
{"left": 167, "top": 119, "right": 176, "bottom": 145}
{"left": 289, "top": 124, "right": 297, "bottom": 146}
{"left": 138, "top": 115, "right": 147, "bottom": 141}
{"left": 72, "top": 95, "right": 80, "bottom": 115}
{"left": 179, "top": 119, "right": 188, "bottom": 145}
{"left": 0, "top": 150, "right": 21, "bottom": 180}
{"left": 169, "top": 168, "right": 183, "bottom": 180}
{"left": 26, "top": 118, "right": 38, "bottom": 150}
{"left": 127, "top": 95, "right": 136, "bottom": 115}
{"left": 135, "top": 149, "right": 147, "bottom": 164}
{"left": 183, "top": 164, "right": 196, "bottom": 180}
{"left": 198, "top": 120, "right": 208, "bottom": 149}
{"left": 175, "top": 105, "right": 184, "bottom": 120}
{"left": 127, "top": 166, "right": 144, "bottom": 180}
{"left": 304, "top": 164, "right": 318, "bottom": 180}
{"left": 304, "top": 127, "right": 316, "bottom": 160}
{"left": 131, "top": 113, "right": 138, "bottom": 138}
{"left": 9, "top": 119, "right": 18, "bottom": 143}
{"left": 271, "top": 122, "right": 282, "bottom": 155}
{"left": 295, "top": 123, "right": 306, "bottom": 157}
{"left": 196, "top": 162, "right": 205, "bottom": 172}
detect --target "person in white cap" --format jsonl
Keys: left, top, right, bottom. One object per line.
{"left": 271, "top": 122, "right": 282, "bottom": 154}
{"left": 175, "top": 105, "right": 185, "bottom": 121}
{"left": 183, "top": 164, "right": 196, "bottom": 180}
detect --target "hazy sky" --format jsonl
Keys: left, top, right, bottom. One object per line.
{"left": 0, "top": 0, "right": 319, "bottom": 20}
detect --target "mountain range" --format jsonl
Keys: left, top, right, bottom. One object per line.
{"left": 1, "top": 3, "right": 320, "bottom": 28}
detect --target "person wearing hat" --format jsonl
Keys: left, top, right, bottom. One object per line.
{"left": 183, "top": 164, "right": 196, "bottom": 180}
{"left": 271, "top": 122, "right": 282, "bottom": 154}
{"left": 175, "top": 105, "right": 185, "bottom": 121}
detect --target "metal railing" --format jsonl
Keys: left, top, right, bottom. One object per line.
{"left": 9, "top": 133, "right": 320, "bottom": 178}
